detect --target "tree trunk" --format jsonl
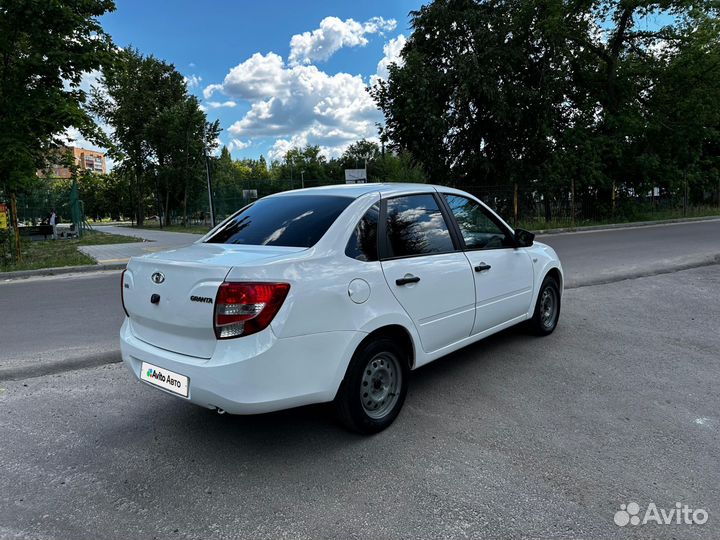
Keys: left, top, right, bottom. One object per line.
{"left": 155, "top": 172, "right": 163, "bottom": 229}
{"left": 135, "top": 167, "right": 145, "bottom": 226}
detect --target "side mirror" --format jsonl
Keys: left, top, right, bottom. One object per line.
{"left": 514, "top": 228, "right": 535, "bottom": 247}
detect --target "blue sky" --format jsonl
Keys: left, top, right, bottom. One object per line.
{"left": 96, "top": 0, "right": 425, "bottom": 161}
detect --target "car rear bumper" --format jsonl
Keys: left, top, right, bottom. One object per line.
{"left": 119, "top": 319, "right": 362, "bottom": 414}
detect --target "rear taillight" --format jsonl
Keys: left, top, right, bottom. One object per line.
{"left": 121, "top": 269, "right": 129, "bottom": 317}
{"left": 214, "top": 282, "right": 290, "bottom": 339}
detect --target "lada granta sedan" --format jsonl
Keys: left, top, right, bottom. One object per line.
{"left": 120, "top": 183, "right": 563, "bottom": 434}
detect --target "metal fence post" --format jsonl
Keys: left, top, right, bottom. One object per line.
{"left": 570, "top": 177, "right": 576, "bottom": 228}
{"left": 10, "top": 193, "right": 21, "bottom": 261}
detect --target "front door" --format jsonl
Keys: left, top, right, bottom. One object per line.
{"left": 441, "top": 193, "right": 534, "bottom": 334}
{"left": 379, "top": 193, "right": 476, "bottom": 353}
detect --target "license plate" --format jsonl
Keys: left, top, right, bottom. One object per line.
{"left": 140, "top": 361, "right": 189, "bottom": 398}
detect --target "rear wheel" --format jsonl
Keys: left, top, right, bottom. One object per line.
{"left": 528, "top": 276, "right": 560, "bottom": 335}
{"left": 335, "top": 337, "right": 409, "bottom": 434}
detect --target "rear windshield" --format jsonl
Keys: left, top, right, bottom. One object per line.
{"left": 205, "top": 195, "right": 353, "bottom": 248}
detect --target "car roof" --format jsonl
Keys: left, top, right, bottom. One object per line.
{"left": 268, "top": 183, "right": 440, "bottom": 198}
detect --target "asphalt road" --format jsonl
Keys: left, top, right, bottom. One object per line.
{"left": 538, "top": 218, "right": 720, "bottom": 286}
{"left": 0, "top": 272, "right": 124, "bottom": 377}
{"left": 1, "top": 265, "right": 718, "bottom": 539}
{"left": 1, "top": 219, "right": 718, "bottom": 377}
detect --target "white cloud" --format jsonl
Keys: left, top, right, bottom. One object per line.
{"left": 206, "top": 100, "right": 237, "bottom": 109}
{"left": 268, "top": 133, "right": 308, "bottom": 161}
{"left": 203, "top": 83, "right": 223, "bottom": 99}
{"left": 375, "top": 34, "right": 406, "bottom": 81}
{"left": 204, "top": 16, "right": 402, "bottom": 159}
{"left": 184, "top": 74, "right": 202, "bottom": 88}
{"left": 206, "top": 53, "right": 382, "bottom": 157}
{"left": 289, "top": 16, "right": 396, "bottom": 66}
{"left": 79, "top": 69, "right": 102, "bottom": 93}
{"left": 61, "top": 127, "right": 100, "bottom": 152}
{"left": 228, "top": 138, "right": 251, "bottom": 152}
{"left": 209, "top": 52, "right": 381, "bottom": 158}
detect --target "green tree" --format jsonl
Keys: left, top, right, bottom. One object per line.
{"left": 635, "top": 10, "right": 720, "bottom": 205}
{"left": 0, "top": 0, "right": 115, "bottom": 254}
{"left": 372, "top": 0, "right": 720, "bottom": 221}
{"left": 272, "top": 145, "right": 328, "bottom": 187}
{"left": 149, "top": 96, "right": 220, "bottom": 225}
{"left": 90, "top": 48, "right": 219, "bottom": 225}
{"left": 372, "top": 0, "right": 584, "bottom": 188}
{"left": 374, "top": 150, "right": 427, "bottom": 182}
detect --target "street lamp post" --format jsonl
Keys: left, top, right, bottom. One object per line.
{"left": 301, "top": 170, "right": 305, "bottom": 189}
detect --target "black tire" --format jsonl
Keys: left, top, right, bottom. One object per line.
{"left": 334, "top": 337, "right": 409, "bottom": 435}
{"left": 528, "top": 275, "right": 561, "bottom": 336}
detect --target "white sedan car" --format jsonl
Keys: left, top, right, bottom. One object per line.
{"left": 120, "top": 183, "right": 563, "bottom": 433}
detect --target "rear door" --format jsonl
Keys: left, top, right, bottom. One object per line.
{"left": 440, "top": 193, "right": 534, "bottom": 334}
{"left": 379, "top": 193, "right": 475, "bottom": 353}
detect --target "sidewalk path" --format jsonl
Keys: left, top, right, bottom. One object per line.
{"left": 79, "top": 225, "right": 201, "bottom": 264}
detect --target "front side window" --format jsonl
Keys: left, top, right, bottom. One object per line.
{"left": 205, "top": 195, "right": 353, "bottom": 248}
{"left": 443, "top": 194, "right": 514, "bottom": 249}
{"left": 345, "top": 204, "right": 379, "bottom": 261}
{"left": 384, "top": 194, "right": 454, "bottom": 258}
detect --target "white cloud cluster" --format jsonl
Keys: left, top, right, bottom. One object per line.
{"left": 375, "top": 34, "right": 406, "bottom": 81}
{"left": 203, "top": 83, "right": 223, "bottom": 99}
{"left": 203, "top": 16, "right": 406, "bottom": 160}
{"left": 227, "top": 138, "right": 250, "bottom": 152}
{"left": 206, "top": 51, "right": 383, "bottom": 159}
{"left": 184, "top": 74, "right": 202, "bottom": 88}
{"left": 206, "top": 100, "right": 237, "bottom": 109}
{"left": 288, "top": 16, "right": 396, "bottom": 66}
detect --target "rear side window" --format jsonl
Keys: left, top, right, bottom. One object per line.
{"left": 383, "top": 194, "right": 454, "bottom": 258}
{"left": 345, "top": 204, "right": 379, "bottom": 262}
{"left": 205, "top": 195, "right": 353, "bottom": 248}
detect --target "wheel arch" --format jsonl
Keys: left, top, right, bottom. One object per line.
{"left": 544, "top": 266, "right": 563, "bottom": 294}
{"left": 359, "top": 324, "right": 416, "bottom": 369}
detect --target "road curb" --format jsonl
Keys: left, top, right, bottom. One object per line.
{"left": 534, "top": 215, "right": 720, "bottom": 235}
{"left": 566, "top": 253, "right": 720, "bottom": 289}
{"left": 1, "top": 263, "right": 127, "bottom": 281}
{"left": 0, "top": 351, "right": 122, "bottom": 382}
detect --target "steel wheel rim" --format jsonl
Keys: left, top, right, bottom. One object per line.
{"left": 540, "top": 287, "right": 557, "bottom": 329}
{"left": 360, "top": 352, "right": 402, "bottom": 419}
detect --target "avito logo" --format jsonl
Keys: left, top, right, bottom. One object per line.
{"left": 146, "top": 368, "right": 166, "bottom": 382}
{"left": 614, "top": 502, "right": 708, "bottom": 527}
{"left": 145, "top": 367, "right": 182, "bottom": 389}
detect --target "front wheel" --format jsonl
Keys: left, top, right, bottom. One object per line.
{"left": 334, "top": 337, "right": 409, "bottom": 434}
{"left": 528, "top": 276, "right": 560, "bottom": 335}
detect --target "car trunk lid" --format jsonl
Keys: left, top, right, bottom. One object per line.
{"left": 123, "top": 243, "right": 303, "bottom": 358}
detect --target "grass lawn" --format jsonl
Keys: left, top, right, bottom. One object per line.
{"left": 1, "top": 230, "right": 142, "bottom": 273}
{"left": 518, "top": 206, "right": 720, "bottom": 231}
{"left": 121, "top": 222, "right": 211, "bottom": 234}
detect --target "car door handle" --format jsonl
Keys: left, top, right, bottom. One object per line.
{"left": 474, "top": 263, "right": 491, "bottom": 272}
{"left": 395, "top": 275, "right": 420, "bottom": 286}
